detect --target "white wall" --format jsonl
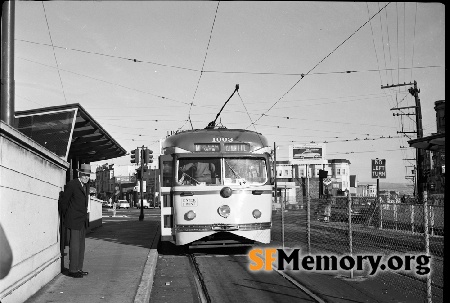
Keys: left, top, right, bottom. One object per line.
{"left": 0, "top": 122, "right": 69, "bottom": 303}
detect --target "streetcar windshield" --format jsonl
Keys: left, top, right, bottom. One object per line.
{"left": 224, "top": 158, "right": 267, "bottom": 185}
{"left": 176, "top": 157, "right": 267, "bottom": 186}
{"left": 177, "top": 158, "right": 221, "bottom": 186}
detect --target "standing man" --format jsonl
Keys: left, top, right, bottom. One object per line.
{"left": 112, "top": 185, "right": 120, "bottom": 217}
{"left": 60, "top": 163, "right": 94, "bottom": 278}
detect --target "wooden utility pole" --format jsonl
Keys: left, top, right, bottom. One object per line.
{"left": 384, "top": 81, "right": 425, "bottom": 202}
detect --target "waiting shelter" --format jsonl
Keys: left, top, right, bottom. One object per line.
{"left": 15, "top": 103, "right": 126, "bottom": 181}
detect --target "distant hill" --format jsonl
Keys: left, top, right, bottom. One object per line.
{"left": 359, "top": 182, "right": 414, "bottom": 195}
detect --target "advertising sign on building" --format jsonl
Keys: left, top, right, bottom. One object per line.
{"left": 371, "top": 159, "right": 386, "bottom": 178}
{"left": 289, "top": 144, "right": 326, "bottom": 165}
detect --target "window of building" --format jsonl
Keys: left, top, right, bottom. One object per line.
{"left": 337, "top": 168, "right": 341, "bottom": 175}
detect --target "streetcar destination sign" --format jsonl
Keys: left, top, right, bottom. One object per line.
{"left": 194, "top": 143, "right": 220, "bottom": 152}
{"left": 371, "top": 159, "right": 386, "bottom": 178}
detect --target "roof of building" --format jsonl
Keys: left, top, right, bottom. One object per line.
{"left": 15, "top": 103, "right": 126, "bottom": 163}
{"left": 328, "top": 159, "right": 351, "bottom": 164}
{"left": 408, "top": 132, "right": 445, "bottom": 152}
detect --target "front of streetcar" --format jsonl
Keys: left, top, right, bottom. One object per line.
{"left": 159, "top": 129, "right": 273, "bottom": 248}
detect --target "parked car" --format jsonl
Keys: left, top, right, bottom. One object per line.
{"left": 136, "top": 199, "right": 150, "bottom": 209}
{"left": 117, "top": 200, "right": 130, "bottom": 209}
{"left": 103, "top": 200, "right": 113, "bottom": 208}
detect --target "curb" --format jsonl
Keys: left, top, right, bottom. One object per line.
{"left": 134, "top": 249, "right": 158, "bottom": 303}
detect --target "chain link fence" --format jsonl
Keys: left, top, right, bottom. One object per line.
{"left": 271, "top": 194, "right": 444, "bottom": 303}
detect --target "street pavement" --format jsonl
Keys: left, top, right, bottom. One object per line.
{"left": 24, "top": 208, "right": 443, "bottom": 303}
{"left": 24, "top": 208, "right": 160, "bottom": 303}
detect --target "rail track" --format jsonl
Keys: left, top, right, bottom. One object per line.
{"left": 187, "top": 252, "right": 326, "bottom": 303}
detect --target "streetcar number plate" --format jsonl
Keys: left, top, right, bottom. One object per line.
{"left": 181, "top": 198, "right": 198, "bottom": 207}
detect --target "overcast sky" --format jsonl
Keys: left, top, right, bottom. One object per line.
{"left": 14, "top": 1, "right": 445, "bottom": 184}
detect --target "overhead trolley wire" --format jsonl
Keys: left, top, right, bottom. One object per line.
{"left": 16, "top": 41, "right": 440, "bottom": 77}
{"left": 396, "top": 2, "right": 400, "bottom": 86}
{"left": 187, "top": 1, "right": 220, "bottom": 130}
{"left": 41, "top": 2, "right": 68, "bottom": 105}
{"left": 410, "top": 3, "right": 418, "bottom": 81}
{"left": 18, "top": 57, "right": 191, "bottom": 106}
{"left": 15, "top": 39, "right": 200, "bottom": 73}
{"left": 246, "top": 2, "right": 391, "bottom": 130}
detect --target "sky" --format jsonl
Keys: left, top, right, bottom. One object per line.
{"left": 13, "top": 1, "right": 445, "bottom": 184}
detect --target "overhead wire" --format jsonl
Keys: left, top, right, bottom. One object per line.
{"left": 366, "top": 3, "right": 417, "bottom": 181}
{"left": 403, "top": 2, "right": 406, "bottom": 84}
{"left": 246, "top": 2, "right": 391, "bottom": 130}
{"left": 18, "top": 57, "right": 191, "bottom": 106}
{"left": 15, "top": 39, "right": 200, "bottom": 73}
{"left": 366, "top": 2, "right": 383, "bottom": 86}
{"left": 20, "top": 2, "right": 432, "bottom": 164}
{"left": 41, "top": 2, "right": 68, "bottom": 105}
{"left": 16, "top": 40, "right": 441, "bottom": 77}
{"left": 187, "top": 1, "right": 220, "bottom": 130}
{"left": 383, "top": 3, "right": 394, "bottom": 85}
{"left": 396, "top": 2, "right": 400, "bottom": 87}
{"left": 410, "top": 2, "right": 418, "bottom": 81}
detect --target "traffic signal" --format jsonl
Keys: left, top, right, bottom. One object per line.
{"left": 319, "top": 169, "right": 328, "bottom": 178}
{"left": 130, "top": 148, "right": 140, "bottom": 164}
{"left": 144, "top": 148, "right": 153, "bottom": 164}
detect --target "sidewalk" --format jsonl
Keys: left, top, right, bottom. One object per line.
{"left": 24, "top": 208, "right": 443, "bottom": 303}
{"left": 24, "top": 210, "right": 160, "bottom": 303}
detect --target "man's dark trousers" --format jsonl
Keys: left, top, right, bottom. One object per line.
{"left": 69, "top": 226, "right": 86, "bottom": 273}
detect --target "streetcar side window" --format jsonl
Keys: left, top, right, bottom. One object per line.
{"left": 224, "top": 158, "right": 267, "bottom": 185}
{"left": 177, "top": 158, "right": 221, "bottom": 186}
{"left": 162, "top": 161, "right": 173, "bottom": 187}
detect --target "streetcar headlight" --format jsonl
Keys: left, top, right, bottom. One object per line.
{"left": 218, "top": 205, "right": 231, "bottom": 218}
{"left": 185, "top": 210, "right": 196, "bottom": 221}
{"left": 252, "top": 209, "right": 262, "bottom": 219}
{"left": 220, "top": 187, "right": 233, "bottom": 198}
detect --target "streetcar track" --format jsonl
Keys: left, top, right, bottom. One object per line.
{"left": 188, "top": 252, "right": 325, "bottom": 303}
{"left": 272, "top": 264, "right": 327, "bottom": 303}
{"left": 188, "top": 253, "right": 211, "bottom": 303}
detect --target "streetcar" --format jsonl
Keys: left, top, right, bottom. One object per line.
{"left": 159, "top": 128, "right": 273, "bottom": 248}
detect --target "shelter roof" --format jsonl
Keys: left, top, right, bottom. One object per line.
{"left": 408, "top": 133, "right": 445, "bottom": 152}
{"left": 15, "top": 103, "right": 126, "bottom": 163}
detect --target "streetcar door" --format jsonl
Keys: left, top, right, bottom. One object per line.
{"left": 159, "top": 155, "right": 174, "bottom": 242}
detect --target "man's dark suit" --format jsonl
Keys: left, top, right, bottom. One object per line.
{"left": 60, "top": 178, "right": 89, "bottom": 273}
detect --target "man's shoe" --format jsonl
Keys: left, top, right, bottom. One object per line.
{"left": 68, "top": 271, "right": 83, "bottom": 278}
{"left": 78, "top": 270, "right": 89, "bottom": 275}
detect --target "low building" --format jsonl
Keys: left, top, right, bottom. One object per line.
{"left": 408, "top": 100, "right": 445, "bottom": 199}
{"left": 274, "top": 157, "right": 352, "bottom": 208}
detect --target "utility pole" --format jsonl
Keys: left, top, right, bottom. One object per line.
{"left": 384, "top": 81, "right": 425, "bottom": 202}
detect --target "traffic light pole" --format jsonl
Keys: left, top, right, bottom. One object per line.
{"left": 139, "top": 145, "right": 145, "bottom": 221}
{"left": 131, "top": 145, "right": 153, "bottom": 221}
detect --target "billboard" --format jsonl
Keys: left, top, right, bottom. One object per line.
{"left": 289, "top": 144, "right": 326, "bottom": 164}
